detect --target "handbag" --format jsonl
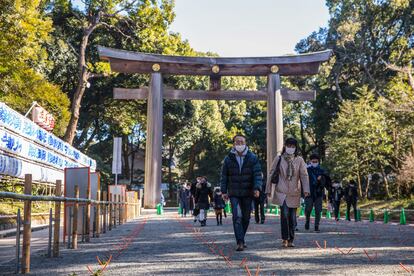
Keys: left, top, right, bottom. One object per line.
{"left": 271, "top": 156, "right": 282, "bottom": 185}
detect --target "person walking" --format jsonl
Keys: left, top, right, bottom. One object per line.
{"left": 220, "top": 134, "right": 262, "bottom": 251}
{"left": 179, "top": 183, "right": 191, "bottom": 217}
{"left": 213, "top": 187, "right": 225, "bottom": 225}
{"left": 190, "top": 179, "right": 199, "bottom": 222}
{"left": 305, "top": 154, "right": 329, "bottom": 232}
{"left": 328, "top": 179, "right": 343, "bottom": 221}
{"left": 195, "top": 176, "right": 213, "bottom": 226}
{"left": 254, "top": 178, "right": 266, "bottom": 224}
{"left": 344, "top": 180, "right": 358, "bottom": 221}
{"left": 265, "top": 137, "right": 310, "bottom": 248}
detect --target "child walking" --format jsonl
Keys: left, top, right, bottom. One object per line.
{"left": 213, "top": 187, "right": 225, "bottom": 225}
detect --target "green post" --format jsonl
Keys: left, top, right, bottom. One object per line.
{"left": 299, "top": 207, "right": 305, "bottom": 217}
{"left": 345, "top": 209, "right": 349, "bottom": 221}
{"left": 383, "top": 209, "right": 389, "bottom": 224}
{"left": 275, "top": 206, "right": 279, "bottom": 215}
{"left": 369, "top": 209, "right": 374, "bottom": 222}
{"left": 326, "top": 210, "right": 331, "bottom": 219}
{"left": 178, "top": 205, "right": 182, "bottom": 215}
{"left": 269, "top": 205, "right": 273, "bottom": 214}
{"left": 400, "top": 208, "right": 406, "bottom": 225}
{"left": 156, "top": 204, "right": 162, "bottom": 215}
{"left": 311, "top": 207, "right": 315, "bottom": 218}
{"left": 356, "top": 209, "right": 361, "bottom": 221}
{"left": 225, "top": 202, "right": 231, "bottom": 213}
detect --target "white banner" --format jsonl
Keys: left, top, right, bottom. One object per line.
{"left": 0, "top": 102, "right": 96, "bottom": 170}
{"left": 112, "top": 137, "right": 122, "bottom": 174}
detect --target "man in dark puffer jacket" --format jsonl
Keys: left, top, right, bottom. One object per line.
{"left": 220, "top": 134, "right": 263, "bottom": 251}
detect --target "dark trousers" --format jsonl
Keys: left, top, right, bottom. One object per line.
{"left": 254, "top": 199, "right": 265, "bottom": 223}
{"left": 333, "top": 200, "right": 341, "bottom": 220}
{"left": 305, "top": 196, "right": 322, "bottom": 227}
{"left": 280, "top": 201, "right": 296, "bottom": 241}
{"left": 346, "top": 200, "right": 357, "bottom": 221}
{"left": 230, "top": 196, "right": 252, "bottom": 244}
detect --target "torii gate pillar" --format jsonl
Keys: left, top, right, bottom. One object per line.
{"left": 267, "top": 74, "right": 284, "bottom": 173}
{"left": 144, "top": 73, "right": 163, "bottom": 208}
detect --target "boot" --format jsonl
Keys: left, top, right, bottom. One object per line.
{"left": 236, "top": 242, "right": 244, "bottom": 251}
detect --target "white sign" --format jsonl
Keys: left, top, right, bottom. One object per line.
{"left": 112, "top": 137, "right": 122, "bottom": 174}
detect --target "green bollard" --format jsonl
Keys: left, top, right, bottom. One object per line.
{"left": 269, "top": 205, "right": 273, "bottom": 214}
{"left": 400, "top": 208, "right": 406, "bottom": 225}
{"left": 345, "top": 209, "right": 349, "bottom": 221}
{"left": 369, "top": 209, "right": 375, "bottom": 222}
{"left": 311, "top": 207, "right": 315, "bottom": 218}
{"left": 156, "top": 203, "right": 162, "bottom": 215}
{"left": 299, "top": 207, "right": 305, "bottom": 217}
{"left": 356, "top": 209, "right": 361, "bottom": 221}
{"left": 275, "top": 206, "right": 279, "bottom": 215}
{"left": 326, "top": 210, "right": 331, "bottom": 219}
{"left": 225, "top": 202, "right": 231, "bottom": 213}
{"left": 178, "top": 205, "right": 182, "bottom": 215}
{"left": 383, "top": 209, "right": 389, "bottom": 224}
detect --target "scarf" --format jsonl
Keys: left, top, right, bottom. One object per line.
{"left": 283, "top": 152, "right": 295, "bottom": 181}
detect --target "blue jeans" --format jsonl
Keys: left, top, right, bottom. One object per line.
{"left": 230, "top": 196, "right": 252, "bottom": 244}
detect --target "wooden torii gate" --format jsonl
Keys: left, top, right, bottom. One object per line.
{"left": 98, "top": 46, "right": 332, "bottom": 208}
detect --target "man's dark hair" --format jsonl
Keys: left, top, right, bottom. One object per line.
{"left": 309, "top": 153, "right": 320, "bottom": 161}
{"left": 232, "top": 134, "right": 247, "bottom": 143}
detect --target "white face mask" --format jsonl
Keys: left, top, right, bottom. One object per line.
{"left": 311, "top": 162, "right": 319, "bottom": 168}
{"left": 235, "top": 145, "right": 246, "bottom": 153}
{"left": 285, "top": 147, "right": 296, "bottom": 155}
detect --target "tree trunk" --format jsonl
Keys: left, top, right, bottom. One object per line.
{"left": 188, "top": 143, "right": 197, "bottom": 180}
{"left": 122, "top": 135, "right": 130, "bottom": 181}
{"left": 168, "top": 142, "right": 175, "bottom": 199}
{"left": 380, "top": 165, "right": 390, "bottom": 198}
{"left": 364, "top": 175, "right": 370, "bottom": 199}
{"left": 357, "top": 170, "right": 363, "bottom": 198}
{"left": 64, "top": 16, "right": 101, "bottom": 145}
{"left": 299, "top": 111, "right": 307, "bottom": 160}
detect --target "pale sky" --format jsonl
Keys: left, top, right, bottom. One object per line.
{"left": 169, "top": 0, "right": 330, "bottom": 57}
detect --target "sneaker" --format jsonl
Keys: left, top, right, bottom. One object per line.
{"left": 288, "top": 241, "right": 295, "bottom": 247}
{"left": 315, "top": 226, "right": 320, "bottom": 233}
{"left": 305, "top": 221, "right": 310, "bottom": 230}
{"left": 236, "top": 242, "right": 244, "bottom": 251}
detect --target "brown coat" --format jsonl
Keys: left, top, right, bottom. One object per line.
{"left": 265, "top": 155, "right": 310, "bottom": 208}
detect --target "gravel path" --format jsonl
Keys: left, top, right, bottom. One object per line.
{"left": 1, "top": 209, "right": 413, "bottom": 275}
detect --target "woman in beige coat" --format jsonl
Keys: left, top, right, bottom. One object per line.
{"left": 265, "top": 137, "right": 310, "bottom": 248}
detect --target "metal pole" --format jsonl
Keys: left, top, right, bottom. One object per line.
{"left": 15, "top": 209, "right": 21, "bottom": 274}
{"left": 53, "top": 180, "right": 62, "bottom": 257}
{"left": 92, "top": 206, "right": 96, "bottom": 238}
{"left": 67, "top": 207, "right": 72, "bottom": 249}
{"left": 47, "top": 208, "right": 52, "bottom": 257}
{"left": 81, "top": 206, "right": 85, "bottom": 243}
{"left": 72, "top": 185, "right": 79, "bottom": 249}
